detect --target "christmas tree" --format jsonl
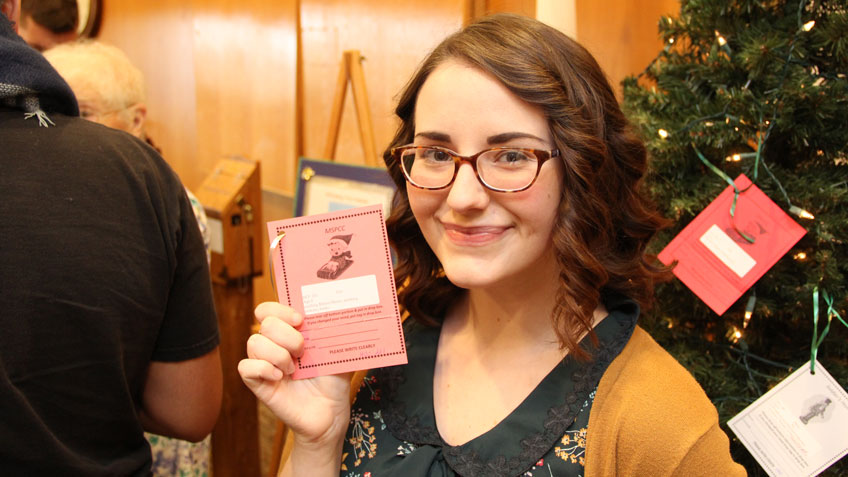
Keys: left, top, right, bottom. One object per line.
{"left": 622, "top": 0, "right": 847, "bottom": 474}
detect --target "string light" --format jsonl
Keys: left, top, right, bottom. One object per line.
{"left": 789, "top": 205, "right": 815, "bottom": 219}
{"left": 744, "top": 294, "right": 756, "bottom": 329}
{"left": 633, "top": 0, "right": 845, "bottom": 408}
{"left": 727, "top": 325, "right": 743, "bottom": 343}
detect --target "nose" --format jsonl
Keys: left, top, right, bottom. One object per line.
{"left": 445, "top": 162, "right": 489, "bottom": 211}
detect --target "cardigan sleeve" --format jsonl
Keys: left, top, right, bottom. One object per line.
{"left": 584, "top": 327, "right": 746, "bottom": 477}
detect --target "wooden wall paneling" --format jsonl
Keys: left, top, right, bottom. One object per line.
{"left": 299, "top": 0, "right": 465, "bottom": 166}
{"left": 467, "top": 0, "right": 536, "bottom": 20}
{"left": 575, "top": 0, "right": 679, "bottom": 98}
{"left": 97, "top": 0, "right": 202, "bottom": 189}
{"left": 536, "top": 0, "right": 576, "bottom": 37}
{"left": 487, "top": 0, "right": 536, "bottom": 17}
{"left": 188, "top": 3, "right": 297, "bottom": 476}
{"left": 190, "top": 0, "right": 298, "bottom": 195}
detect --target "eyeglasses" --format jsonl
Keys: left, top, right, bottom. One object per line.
{"left": 391, "top": 145, "right": 560, "bottom": 193}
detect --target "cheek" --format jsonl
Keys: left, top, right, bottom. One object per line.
{"left": 514, "top": 177, "right": 562, "bottom": 237}
{"left": 407, "top": 188, "right": 446, "bottom": 251}
{"left": 407, "top": 187, "right": 441, "bottom": 225}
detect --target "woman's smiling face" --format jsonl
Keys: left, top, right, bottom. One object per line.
{"left": 407, "top": 59, "right": 564, "bottom": 292}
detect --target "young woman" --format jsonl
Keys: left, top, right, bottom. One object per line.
{"left": 239, "top": 14, "right": 746, "bottom": 477}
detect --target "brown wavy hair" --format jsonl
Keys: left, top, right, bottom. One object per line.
{"left": 383, "top": 13, "right": 669, "bottom": 359}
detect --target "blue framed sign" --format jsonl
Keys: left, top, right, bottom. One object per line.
{"left": 293, "top": 157, "right": 397, "bottom": 218}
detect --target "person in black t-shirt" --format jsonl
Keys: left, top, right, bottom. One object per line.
{"left": 0, "top": 1, "right": 222, "bottom": 475}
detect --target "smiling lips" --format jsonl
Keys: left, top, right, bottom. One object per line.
{"left": 442, "top": 223, "right": 509, "bottom": 246}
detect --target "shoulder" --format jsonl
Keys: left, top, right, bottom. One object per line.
{"left": 591, "top": 327, "right": 717, "bottom": 434}
{"left": 585, "top": 327, "right": 746, "bottom": 476}
{"left": 3, "top": 111, "right": 179, "bottom": 184}
{"left": 599, "top": 326, "right": 706, "bottom": 399}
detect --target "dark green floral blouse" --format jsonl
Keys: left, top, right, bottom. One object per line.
{"left": 340, "top": 295, "right": 639, "bottom": 477}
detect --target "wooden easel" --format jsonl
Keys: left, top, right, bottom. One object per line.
{"left": 323, "top": 50, "right": 379, "bottom": 166}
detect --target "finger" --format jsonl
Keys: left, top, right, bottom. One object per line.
{"left": 246, "top": 333, "right": 297, "bottom": 375}
{"left": 259, "top": 316, "right": 305, "bottom": 357}
{"left": 238, "top": 358, "right": 283, "bottom": 383}
{"left": 254, "top": 301, "right": 303, "bottom": 327}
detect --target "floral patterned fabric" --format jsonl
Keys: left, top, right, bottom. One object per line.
{"left": 146, "top": 434, "right": 211, "bottom": 477}
{"left": 186, "top": 188, "right": 211, "bottom": 263}
{"left": 339, "top": 294, "right": 639, "bottom": 477}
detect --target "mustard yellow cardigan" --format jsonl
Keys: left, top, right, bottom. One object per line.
{"left": 585, "top": 326, "right": 747, "bottom": 476}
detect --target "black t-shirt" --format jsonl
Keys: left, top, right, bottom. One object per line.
{"left": 0, "top": 109, "right": 219, "bottom": 475}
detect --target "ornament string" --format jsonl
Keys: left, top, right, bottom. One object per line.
{"left": 268, "top": 231, "right": 286, "bottom": 300}
{"left": 692, "top": 144, "right": 755, "bottom": 243}
{"left": 810, "top": 286, "right": 847, "bottom": 374}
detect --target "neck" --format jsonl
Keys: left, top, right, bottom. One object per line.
{"left": 446, "top": 265, "right": 563, "bottom": 354}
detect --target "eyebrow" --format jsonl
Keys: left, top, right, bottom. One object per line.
{"left": 414, "top": 131, "right": 546, "bottom": 145}
{"left": 486, "top": 132, "right": 546, "bottom": 145}
{"left": 414, "top": 131, "right": 451, "bottom": 142}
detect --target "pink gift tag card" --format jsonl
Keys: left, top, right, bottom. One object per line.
{"left": 267, "top": 204, "right": 406, "bottom": 379}
{"left": 658, "top": 174, "right": 807, "bottom": 315}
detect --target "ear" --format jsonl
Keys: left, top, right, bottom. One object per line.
{"left": 127, "top": 103, "right": 147, "bottom": 139}
{"left": 1, "top": 0, "right": 21, "bottom": 29}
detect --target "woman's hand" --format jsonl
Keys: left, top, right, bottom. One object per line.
{"left": 238, "top": 302, "right": 352, "bottom": 447}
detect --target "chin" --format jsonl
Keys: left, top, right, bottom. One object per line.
{"left": 441, "top": 265, "right": 502, "bottom": 290}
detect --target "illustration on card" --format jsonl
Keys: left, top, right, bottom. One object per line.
{"left": 317, "top": 234, "right": 354, "bottom": 280}
{"left": 799, "top": 396, "right": 833, "bottom": 425}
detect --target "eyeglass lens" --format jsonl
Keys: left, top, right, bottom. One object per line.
{"left": 399, "top": 147, "right": 540, "bottom": 191}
